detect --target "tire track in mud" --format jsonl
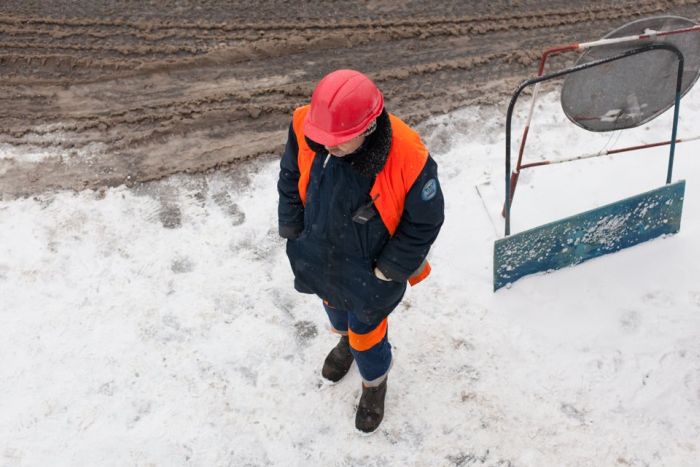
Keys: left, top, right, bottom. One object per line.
{"left": 1, "top": 0, "right": 699, "bottom": 198}
{"left": 1, "top": 1, "right": 694, "bottom": 82}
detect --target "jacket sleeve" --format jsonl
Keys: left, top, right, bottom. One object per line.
{"left": 277, "top": 122, "right": 305, "bottom": 239}
{"left": 375, "top": 155, "right": 445, "bottom": 282}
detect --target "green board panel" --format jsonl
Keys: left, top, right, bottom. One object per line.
{"left": 494, "top": 181, "right": 686, "bottom": 291}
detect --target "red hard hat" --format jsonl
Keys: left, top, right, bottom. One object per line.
{"left": 304, "top": 69, "right": 384, "bottom": 147}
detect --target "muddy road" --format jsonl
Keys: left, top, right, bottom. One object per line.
{"left": 1, "top": 1, "right": 699, "bottom": 198}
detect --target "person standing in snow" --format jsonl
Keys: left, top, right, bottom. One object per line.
{"left": 277, "top": 69, "right": 444, "bottom": 432}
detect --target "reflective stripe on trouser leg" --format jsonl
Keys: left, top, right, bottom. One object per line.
{"left": 323, "top": 302, "right": 348, "bottom": 335}
{"left": 348, "top": 314, "right": 391, "bottom": 386}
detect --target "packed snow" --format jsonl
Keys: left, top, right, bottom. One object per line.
{"left": 1, "top": 85, "right": 699, "bottom": 466}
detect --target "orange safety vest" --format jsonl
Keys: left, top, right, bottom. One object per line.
{"left": 291, "top": 105, "right": 432, "bottom": 286}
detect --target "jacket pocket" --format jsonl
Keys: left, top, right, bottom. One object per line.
{"left": 353, "top": 265, "right": 405, "bottom": 320}
{"left": 286, "top": 236, "right": 315, "bottom": 295}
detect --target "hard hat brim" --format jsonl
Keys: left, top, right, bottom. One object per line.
{"left": 303, "top": 117, "right": 366, "bottom": 147}
{"left": 303, "top": 103, "right": 383, "bottom": 147}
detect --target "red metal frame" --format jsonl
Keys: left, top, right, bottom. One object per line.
{"left": 503, "top": 24, "right": 700, "bottom": 217}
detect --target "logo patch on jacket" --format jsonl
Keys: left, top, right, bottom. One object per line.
{"left": 421, "top": 178, "right": 438, "bottom": 201}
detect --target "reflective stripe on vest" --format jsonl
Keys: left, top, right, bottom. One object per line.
{"left": 291, "top": 105, "right": 431, "bottom": 285}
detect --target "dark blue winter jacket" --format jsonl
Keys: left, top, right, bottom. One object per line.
{"left": 278, "top": 109, "right": 444, "bottom": 324}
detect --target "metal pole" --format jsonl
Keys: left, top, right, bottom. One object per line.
{"left": 667, "top": 55, "right": 685, "bottom": 183}
{"left": 504, "top": 44, "right": 578, "bottom": 216}
{"left": 517, "top": 135, "right": 700, "bottom": 169}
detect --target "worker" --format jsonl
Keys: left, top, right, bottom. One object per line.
{"left": 278, "top": 69, "right": 444, "bottom": 432}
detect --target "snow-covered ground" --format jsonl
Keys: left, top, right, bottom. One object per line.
{"left": 1, "top": 85, "right": 699, "bottom": 466}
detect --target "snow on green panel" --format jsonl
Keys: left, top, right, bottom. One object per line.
{"left": 494, "top": 181, "right": 686, "bottom": 291}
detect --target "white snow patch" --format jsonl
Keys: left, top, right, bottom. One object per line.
{"left": 1, "top": 83, "right": 699, "bottom": 466}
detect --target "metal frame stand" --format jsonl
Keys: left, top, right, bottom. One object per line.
{"left": 494, "top": 43, "right": 687, "bottom": 290}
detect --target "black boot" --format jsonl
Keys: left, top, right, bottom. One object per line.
{"left": 355, "top": 377, "right": 387, "bottom": 433}
{"left": 322, "top": 335, "right": 354, "bottom": 382}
